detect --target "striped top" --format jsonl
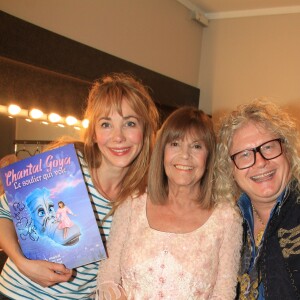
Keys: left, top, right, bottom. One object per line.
{"left": 0, "top": 152, "right": 112, "bottom": 299}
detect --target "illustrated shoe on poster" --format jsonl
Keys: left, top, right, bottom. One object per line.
{"left": 44, "top": 219, "right": 81, "bottom": 246}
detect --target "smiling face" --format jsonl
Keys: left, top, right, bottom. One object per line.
{"left": 164, "top": 133, "right": 208, "bottom": 193}
{"left": 230, "top": 121, "right": 291, "bottom": 205}
{"left": 94, "top": 99, "right": 144, "bottom": 171}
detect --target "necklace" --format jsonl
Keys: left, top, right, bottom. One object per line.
{"left": 251, "top": 204, "right": 265, "bottom": 247}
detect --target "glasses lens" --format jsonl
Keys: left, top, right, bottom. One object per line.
{"left": 260, "top": 139, "right": 282, "bottom": 159}
{"left": 233, "top": 150, "right": 255, "bottom": 169}
{"left": 232, "top": 139, "right": 283, "bottom": 170}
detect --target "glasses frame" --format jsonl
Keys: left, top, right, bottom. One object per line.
{"left": 230, "top": 138, "right": 284, "bottom": 170}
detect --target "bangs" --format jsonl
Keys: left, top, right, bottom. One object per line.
{"left": 99, "top": 95, "right": 123, "bottom": 117}
{"left": 95, "top": 85, "right": 125, "bottom": 117}
{"left": 94, "top": 88, "right": 145, "bottom": 119}
{"left": 165, "top": 120, "right": 207, "bottom": 144}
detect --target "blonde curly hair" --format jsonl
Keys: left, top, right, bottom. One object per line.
{"left": 213, "top": 99, "right": 300, "bottom": 204}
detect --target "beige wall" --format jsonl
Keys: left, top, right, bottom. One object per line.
{"left": 199, "top": 13, "right": 300, "bottom": 124}
{"left": 0, "top": 0, "right": 203, "bottom": 87}
{"left": 3, "top": 1, "right": 300, "bottom": 123}
{"left": 0, "top": 0, "right": 204, "bottom": 146}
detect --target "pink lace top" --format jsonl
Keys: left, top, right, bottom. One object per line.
{"left": 97, "top": 193, "right": 242, "bottom": 299}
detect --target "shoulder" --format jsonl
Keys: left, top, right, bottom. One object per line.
{"left": 114, "top": 192, "right": 147, "bottom": 217}
{"left": 132, "top": 192, "right": 147, "bottom": 204}
{"left": 214, "top": 201, "right": 242, "bottom": 224}
{"left": 118, "top": 192, "right": 147, "bottom": 210}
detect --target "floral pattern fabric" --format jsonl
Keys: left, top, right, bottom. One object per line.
{"left": 97, "top": 193, "right": 242, "bottom": 299}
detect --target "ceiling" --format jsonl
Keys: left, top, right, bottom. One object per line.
{"left": 177, "top": 0, "right": 300, "bottom": 22}
{"left": 189, "top": 0, "right": 300, "bottom": 13}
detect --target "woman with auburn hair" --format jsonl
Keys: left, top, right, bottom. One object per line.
{"left": 0, "top": 73, "right": 159, "bottom": 299}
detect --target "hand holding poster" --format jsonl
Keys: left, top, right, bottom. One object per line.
{"left": 0, "top": 144, "right": 106, "bottom": 269}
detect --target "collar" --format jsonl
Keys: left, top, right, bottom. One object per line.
{"left": 237, "top": 183, "right": 289, "bottom": 269}
{"left": 237, "top": 182, "right": 289, "bottom": 225}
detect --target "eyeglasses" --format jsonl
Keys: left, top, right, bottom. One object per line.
{"left": 230, "top": 138, "right": 284, "bottom": 170}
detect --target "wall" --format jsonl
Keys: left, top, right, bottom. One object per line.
{"left": 199, "top": 13, "right": 300, "bottom": 124}
{"left": 0, "top": 115, "right": 15, "bottom": 158}
{"left": 0, "top": 0, "right": 203, "bottom": 88}
{"left": 0, "top": 0, "right": 204, "bottom": 159}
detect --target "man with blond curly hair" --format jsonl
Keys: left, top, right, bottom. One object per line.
{"left": 215, "top": 99, "right": 300, "bottom": 299}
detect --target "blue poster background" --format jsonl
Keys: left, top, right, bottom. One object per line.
{"left": 0, "top": 144, "right": 106, "bottom": 269}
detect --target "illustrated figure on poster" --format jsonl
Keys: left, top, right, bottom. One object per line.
{"left": 25, "top": 187, "right": 81, "bottom": 246}
{"left": 56, "top": 201, "right": 77, "bottom": 240}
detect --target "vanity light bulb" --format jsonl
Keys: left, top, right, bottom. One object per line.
{"left": 48, "top": 113, "right": 61, "bottom": 123}
{"left": 82, "top": 119, "right": 89, "bottom": 128}
{"left": 29, "top": 109, "right": 43, "bottom": 119}
{"left": 66, "top": 116, "right": 77, "bottom": 126}
{"left": 8, "top": 104, "right": 21, "bottom": 115}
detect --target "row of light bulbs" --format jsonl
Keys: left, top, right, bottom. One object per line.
{"left": 0, "top": 104, "right": 89, "bottom": 130}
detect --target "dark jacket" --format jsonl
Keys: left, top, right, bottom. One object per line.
{"left": 237, "top": 180, "right": 300, "bottom": 300}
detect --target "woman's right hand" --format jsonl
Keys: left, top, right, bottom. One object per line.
{"left": 16, "top": 257, "right": 73, "bottom": 287}
{"left": 0, "top": 218, "right": 73, "bottom": 288}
